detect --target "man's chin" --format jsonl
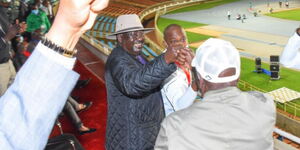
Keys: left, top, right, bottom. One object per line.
{"left": 133, "top": 48, "right": 142, "bottom": 54}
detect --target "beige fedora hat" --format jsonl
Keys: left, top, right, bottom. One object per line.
{"left": 106, "top": 14, "right": 154, "bottom": 39}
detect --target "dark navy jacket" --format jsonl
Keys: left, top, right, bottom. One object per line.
{"left": 105, "top": 46, "right": 176, "bottom": 150}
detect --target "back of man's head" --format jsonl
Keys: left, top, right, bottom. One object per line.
{"left": 192, "top": 38, "right": 240, "bottom": 92}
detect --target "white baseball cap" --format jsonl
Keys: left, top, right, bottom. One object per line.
{"left": 191, "top": 38, "right": 240, "bottom": 83}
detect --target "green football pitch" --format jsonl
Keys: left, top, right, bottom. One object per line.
{"left": 157, "top": 17, "right": 212, "bottom": 44}
{"left": 167, "top": 0, "right": 239, "bottom": 14}
{"left": 157, "top": 14, "right": 300, "bottom": 117}
{"left": 266, "top": 8, "right": 300, "bottom": 21}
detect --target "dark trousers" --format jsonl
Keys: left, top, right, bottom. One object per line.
{"left": 63, "top": 96, "right": 82, "bottom": 130}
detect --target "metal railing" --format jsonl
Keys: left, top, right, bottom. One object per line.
{"left": 238, "top": 80, "right": 300, "bottom": 119}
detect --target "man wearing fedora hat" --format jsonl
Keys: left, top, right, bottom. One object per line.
{"left": 105, "top": 14, "right": 184, "bottom": 150}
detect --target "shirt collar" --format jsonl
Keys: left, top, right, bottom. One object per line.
{"left": 203, "top": 86, "right": 240, "bottom": 102}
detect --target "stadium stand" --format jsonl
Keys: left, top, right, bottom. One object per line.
{"left": 143, "top": 45, "right": 158, "bottom": 57}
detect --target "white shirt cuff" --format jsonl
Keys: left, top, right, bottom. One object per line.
{"left": 35, "top": 42, "right": 76, "bottom": 70}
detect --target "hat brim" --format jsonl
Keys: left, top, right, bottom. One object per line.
{"left": 106, "top": 28, "right": 154, "bottom": 40}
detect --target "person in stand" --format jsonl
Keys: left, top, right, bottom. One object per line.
{"left": 26, "top": 2, "right": 51, "bottom": 33}
{"left": 0, "top": 5, "right": 26, "bottom": 96}
{"left": 227, "top": 10, "right": 231, "bottom": 20}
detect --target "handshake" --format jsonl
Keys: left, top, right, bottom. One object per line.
{"left": 164, "top": 45, "right": 194, "bottom": 70}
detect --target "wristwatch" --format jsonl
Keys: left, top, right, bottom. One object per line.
{"left": 41, "top": 37, "right": 77, "bottom": 58}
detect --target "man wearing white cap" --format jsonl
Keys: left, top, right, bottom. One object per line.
{"left": 280, "top": 27, "right": 300, "bottom": 70}
{"left": 105, "top": 14, "right": 182, "bottom": 150}
{"left": 155, "top": 38, "right": 276, "bottom": 150}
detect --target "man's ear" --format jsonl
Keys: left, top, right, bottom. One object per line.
{"left": 116, "top": 34, "right": 122, "bottom": 44}
{"left": 199, "top": 77, "right": 207, "bottom": 97}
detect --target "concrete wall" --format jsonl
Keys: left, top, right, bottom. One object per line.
{"left": 276, "top": 112, "right": 300, "bottom": 138}
{"left": 79, "top": 38, "right": 108, "bottom": 63}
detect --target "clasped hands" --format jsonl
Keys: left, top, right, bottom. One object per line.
{"left": 164, "top": 46, "right": 194, "bottom": 70}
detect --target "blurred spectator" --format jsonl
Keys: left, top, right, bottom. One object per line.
{"left": 242, "top": 14, "right": 246, "bottom": 19}
{"left": 269, "top": 7, "right": 273, "bottom": 13}
{"left": 26, "top": 3, "right": 51, "bottom": 33}
{"left": 236, "top": 14, "right": 241, "bottom": 20}
{"left": 279, "top": 1, "right": 282, "bottom": 8}
{"left": 285, "top": 1, "right": 289, "bottom": 8}
{"left": 40, "top": 0, "right": 53, "bottom": 22}
{"left": 0, "top": 0, "right": 109, "bottom": 149}
{"left": 19, "top": 0, "right": 31, "bottom": 22}
{"left": 227, "top": 10, "right": 231, "bottom": 20}
{"left": 0, "top": 5, "right": 26, "bottom": 96}
{"left": 63, "top": 96, "right": 96, "bottom": 135}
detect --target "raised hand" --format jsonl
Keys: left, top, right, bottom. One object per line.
{"left": 4, "top": 24, "right": 19, "bottom": 41}
{"left": 183, "top": 47, "right": 194, "bottom": 70}
{"left": 164, "top": 45, "right": 180, "bottom": 64}
{"left": 46, "top": 0, "right": 109, "bottom": 50}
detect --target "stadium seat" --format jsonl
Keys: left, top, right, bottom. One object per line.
{"left": 111, "top": 24, "right": 115, "bottom": 33}
{"left": 107, "top": 41, "right": 114, "bottom": 49}
{"left": 99, "top": 32, "right": 103, "bottom": 37}
{"left": 85, "top": 31, "right": 91, "bottom": 36}
{"left": 106, "top": 23, "right": 110, "bottom": 32}
{"left": 93, "top": 31, "right": 97, "bottom": 37}
{"left": 98, "top": 16, "right": 104, "bottom": 21}
{"left": 108, "top": 18, "right": 114, "bottom": 23}
{"left": 99, "top": 23, "right": 105, "bottom": 31}
{"left": 93, "top": 22, "right": 100, "bottom": 30}
{"left": 112, "top": 18, "right": 117, "bottom": 24}
{"left": 143, "top": 45, "right": 158, "bottom": 57}
{"left": 100, "top": 40, "right": 105, "bottom": 45}
{"left": 142, "top": 49, "right": 150, "bottom": 57}
{"left": 103, "top": 16, "right": 109, "bottom": 22}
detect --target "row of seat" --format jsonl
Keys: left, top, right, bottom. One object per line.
{"left": 85, "top": 0, "right": 162, "bottom": 59}
{"left": 100, "top": 7, "right": 141, "bottom": 17}
{"left": 92, "top": 16, "right": 116, "bottom": 33}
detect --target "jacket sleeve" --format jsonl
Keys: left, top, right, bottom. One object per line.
{"left": 110, "top": 53, "right": 176, "bottom": 98}
{"left": 280, "top": 32, "right": 300, "bottom": 69}
{"left": 0, "top": 43, "right": 79, "bottom": 150}
{"left": 154, "top": 119, "right": 169, "bottom": 150}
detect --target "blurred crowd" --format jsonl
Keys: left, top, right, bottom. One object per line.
{"left": 0, "top": 0, "right": 54, "bottom": 72}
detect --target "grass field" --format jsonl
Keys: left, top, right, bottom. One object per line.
{"left": 157, "top": 17, "right": 212, "bottom": 43}
{"left": 266, "top": 8, "right": 300, "bottom": 21}
{"left": 240, "top": 57, "right": 300, "bottom": 92}
{"left": 186, "top": 32, "right": 212, "bottom": 43}
{"left": 240, "top": 57, "right": 300, "bottom": 116}
{"left": 168, "top": 0, "right": 239, "bottom": 14}
{"left": 156, "top": 0, "right": 300, "bottom": 117}
{"left": 157, "top": 17, "right": 207, "bottom": 31}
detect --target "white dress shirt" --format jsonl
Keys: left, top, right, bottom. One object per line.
{"left": 280, "top": 32, "right": 300, "bottom": 70}
{"left": 161, "top": 67, "right": 197, "bottom": 116}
